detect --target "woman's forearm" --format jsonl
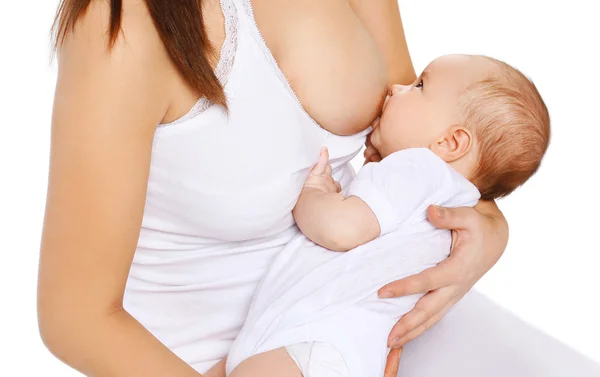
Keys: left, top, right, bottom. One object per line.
{"left": 40, "top": 307, "right": 202, "bottom": 377}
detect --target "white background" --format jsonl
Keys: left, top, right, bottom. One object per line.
{"left": 0, "top": 0, "right": 598, "bottom": 376}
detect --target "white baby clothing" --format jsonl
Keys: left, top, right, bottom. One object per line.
{"left": 285, "top": 342, "right": 349, "bottom": 377}
{"left": 225, "top": 148, "right": 481, "bottom": 377}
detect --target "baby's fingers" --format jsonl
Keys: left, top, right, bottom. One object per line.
{"left": 363, "top": 135, "right": 382, "bottom": 164}
{"left": 323, "top": 176, "right": 341, "bottom": 193}
{"left": 364, "top": 146, "right": 379, "bottom": 160}
{"left": 325, "top": 163, "right": 333, "bottom": 177}
{"left": 310, "top": 147, "right": 330, "bottom": 175}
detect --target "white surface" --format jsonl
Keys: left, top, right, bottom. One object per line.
{"left": 0, "top": 0, "right": 598, "bottom": 376}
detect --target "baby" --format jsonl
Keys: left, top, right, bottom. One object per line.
{"left": 224, "top": 54, "right": 550, "bottom": 377}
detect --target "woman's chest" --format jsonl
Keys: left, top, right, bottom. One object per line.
{"left": 143, "top": 0, "right": 379, "bottom": 242}
{"left": 147, "top": 101, "right": 367, "bottom": 241}
{"left": 249, "top": 0, "right": 389, "bottom": 135}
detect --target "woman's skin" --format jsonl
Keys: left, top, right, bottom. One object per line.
{"left": 38, "top": 1, "right": 508, "bottom": 376}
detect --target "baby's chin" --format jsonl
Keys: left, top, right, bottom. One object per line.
{"left": 370, "top": 135, "right": 394, "bottom": 159}
{"left": 371, "top": 131, "right": 403, "bottom": 158}
{"left": 370, "top": 127, "right": 382, "bottom": 148}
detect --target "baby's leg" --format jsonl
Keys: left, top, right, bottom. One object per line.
{"left": 229, "top": 347, "right": 302, "bottom": 377}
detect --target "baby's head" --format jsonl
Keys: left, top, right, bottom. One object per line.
{"left": 371, "top": 54, "right": 550, "bottom": 200}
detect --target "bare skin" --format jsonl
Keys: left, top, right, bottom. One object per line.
{"left": 166, "top": 0, "right": 415, "bottom": 133}
{"left": 38, "top": 0, "right": 506, "bottom": 376}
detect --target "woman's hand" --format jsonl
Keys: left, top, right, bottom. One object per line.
{"left": 380, "top": 201, "right": 509, "bottom": 375}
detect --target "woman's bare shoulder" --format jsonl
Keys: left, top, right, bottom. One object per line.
{"left": 56, "top": 0, "right": 177, "bottom": 123}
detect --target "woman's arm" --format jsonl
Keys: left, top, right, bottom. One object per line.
{"left": 38, "top": 2, "right": 202, "bottom": 376}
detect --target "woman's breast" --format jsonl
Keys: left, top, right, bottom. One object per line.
{"left": 252, "top": 0, "right": 389, "bottom": 135}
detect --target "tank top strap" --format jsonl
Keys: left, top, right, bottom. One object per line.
{"left": 218, "top": 0, "right": 239, "bottom": 87}
{"left": 161, "top": 0, "right": 239, "bottom": 127}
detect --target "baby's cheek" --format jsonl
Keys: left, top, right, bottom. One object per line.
{"left": 378, "top": 121, "right": 396, "bottom": 147}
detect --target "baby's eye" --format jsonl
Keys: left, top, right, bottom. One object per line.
{"left": 415, "top": 79, "right": 424, "bottom": 89}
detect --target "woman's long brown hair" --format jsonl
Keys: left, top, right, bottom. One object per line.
{"left": 51, "top": 0, "right": 226, "bottom": 108}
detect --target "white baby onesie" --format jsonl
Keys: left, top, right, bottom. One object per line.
{"left": 225, "top": 148, "right": 481, "bottom": 377}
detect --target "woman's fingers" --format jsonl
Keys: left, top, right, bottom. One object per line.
{"left": 383, "top": 347, "right": 402, "bottom": 377}
{"left": 426, "top": 205, "right": 480, "bottom": 232}
{"left": 387, "top": 287, "right": 455, "bottom": 347}
{"left": 392, "top": 298, "right": 456, "bottom": 347}
{"left": 378, "top": 255, "right": 462, "bottom": 298}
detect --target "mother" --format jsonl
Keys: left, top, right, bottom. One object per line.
{"left": 37, "top": 1, "right": 595, "bottom": 377}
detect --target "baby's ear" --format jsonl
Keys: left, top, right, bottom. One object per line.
{"left": 430, "top": 126, "right": 472, "bottom": 163}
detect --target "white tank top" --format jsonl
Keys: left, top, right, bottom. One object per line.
{"left": 123, "top": 0, "right": 369, "bottom": 372}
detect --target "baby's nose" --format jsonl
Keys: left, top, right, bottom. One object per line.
{"left": 390, "top": 84, "right": 411, "bottom": 95}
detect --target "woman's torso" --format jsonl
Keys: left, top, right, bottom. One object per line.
{"left": 123, "top": 0, "right": 389, "bottom": 372}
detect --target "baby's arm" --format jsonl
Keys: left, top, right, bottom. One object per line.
{"left": 293, "top": 148, "right": 380, "bottom": 252}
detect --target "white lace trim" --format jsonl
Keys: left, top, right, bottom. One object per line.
{"left": 160, "top": 0, "right": 238, "bottom": 127}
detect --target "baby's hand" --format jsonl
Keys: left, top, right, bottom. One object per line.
{"left": 364, "top": 117, "right": 382, "bottom": 165}
{"left": 303, "top": 147, "right": 342, "bottom": 194}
